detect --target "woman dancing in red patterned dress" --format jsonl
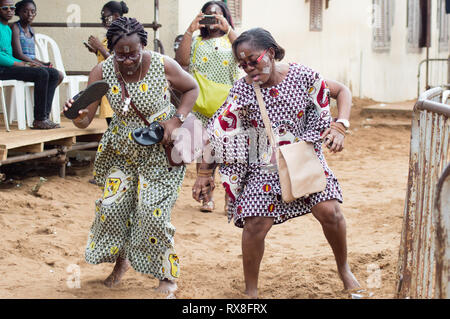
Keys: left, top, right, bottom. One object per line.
{"left": 193, "top": 28, "right": 361, "bottom": 298}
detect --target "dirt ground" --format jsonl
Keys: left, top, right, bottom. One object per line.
{"left": 0, "top": 98, "right": 412, "bottom": 299}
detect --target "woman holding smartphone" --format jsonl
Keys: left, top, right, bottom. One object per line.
{"left": 175, "top": 1, "right": 239, "bottom": 213}
{"left": 85, "top": 1, "right": 129, "bottom": 126}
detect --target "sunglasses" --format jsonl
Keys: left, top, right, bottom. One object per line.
{"left": 114, "top": 51, "right": 141, "bottom": 62}
{"left": 0, "top": 5, "right": 16, "bottom": 11}
{"left": 101, "top": 15, "right": 113, "bottom": 22}
{"left": 238, "top": 49, "right": 268, "bottom": 69}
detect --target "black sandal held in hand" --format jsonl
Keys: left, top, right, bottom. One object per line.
{"left": 64, "top": 80, "right": 109, "bottom": 119}
{"left": 131, "top": 121, "right": 164, "bottom": 146}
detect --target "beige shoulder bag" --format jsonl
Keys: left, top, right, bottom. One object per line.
{"left": 254, "top": 83, "right": 327, "bottom": 202}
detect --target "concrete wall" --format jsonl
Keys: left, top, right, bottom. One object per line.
{"left": 33, "top": 0, "right": 178, "bottom": 72}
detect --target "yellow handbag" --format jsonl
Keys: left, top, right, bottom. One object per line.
{"left": 191, "top": 37, "right": 232, "bottom": 118}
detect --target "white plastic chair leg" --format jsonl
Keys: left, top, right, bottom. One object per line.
{"left": 0, "top": 85, "right": 10, "bottom": 132}
{"left": 68, "top": 78, "right": 80, "bottom": 100}
{"left": 50, "top": 87, "right": 60, "bottom": 124}
{"left": 6, "top": 82, "right": 25, "bottom": 130}
{"left": 24, "top": 84, "right": 34, "bottom": 127}
{"left": 15, "top": 82, "right": 26, "bottom": 130}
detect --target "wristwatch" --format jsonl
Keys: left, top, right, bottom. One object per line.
{"left": 174, "top": 112, "right": 187, "bottom": 123}
{"left": 336, "top": 119, "right": 350, "bottom": 129}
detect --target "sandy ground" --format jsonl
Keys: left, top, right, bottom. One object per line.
{"left": 0, "top": 98, "right": 412, "bottom": 299}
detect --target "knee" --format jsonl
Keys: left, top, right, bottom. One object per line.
{"left": 243, "top": 217, "right": 273, "bottom": 239}
{"left": 36, "top": 68, "right": 49, "bottom": 81}
{"left": 312, "top": 201, "right": 343, "bottom": 226}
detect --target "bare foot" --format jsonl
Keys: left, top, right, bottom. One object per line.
{"left": 104, "top": 257, "right": 130, "bottom": 288}
{"left": 244, "top": 288, "right": 258, "bottom": 299}
{"left": 155, "top": 279, "right": 178, "bottom": 298}
{"left": 338, "top": 264, "right": 361, "bottom": 290}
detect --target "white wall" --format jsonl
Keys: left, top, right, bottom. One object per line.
{"left": 236, "top": 0, "right": 449, "bottom": 102}
{"left": 177, "top": 0, "right": 209, "bottom": 36}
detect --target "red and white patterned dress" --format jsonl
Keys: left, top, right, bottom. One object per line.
{"left": 207, "top": 63, "right": 343, "bottom": 228}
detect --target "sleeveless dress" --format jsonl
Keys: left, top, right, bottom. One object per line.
{"left": 15, "top": 22, "right": 36, "bottom": 60}
{"left": 189, "top": 35, "right": 240, "bottom": 126}
{"left": 207, "top": 63, "right": 343, "bottom": 228}
{"left": 85, "top": 52, "right": 185, "bottom": 281}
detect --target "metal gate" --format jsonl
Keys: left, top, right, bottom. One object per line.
{"left": 396, "top": 87, "right": 450, "bottom": 298}
{"left": 417, "top": 58, "right": 450, "bottom": 97}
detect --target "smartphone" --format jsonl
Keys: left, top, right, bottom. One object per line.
{"left": 83, "top": 41, "right": 94, "bottom": 51}
{"left": 199, "top": 15, "right": 218, "bottom": 25}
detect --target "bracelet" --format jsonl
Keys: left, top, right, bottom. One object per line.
{"left": 226, "top": 26, "right": 231, "bottom": 36}
{"left": 185, "top": 30, "right": 193, "bottom": 37}
{"left": 197, "top": 168, "right": 214, "bottom": 177}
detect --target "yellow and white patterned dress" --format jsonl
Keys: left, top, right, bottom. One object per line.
{"left": 85, "top": 51, "right": 184, "bottom": 281}
{"left": 189, "top": 35, "right": 240, "bottom": 126}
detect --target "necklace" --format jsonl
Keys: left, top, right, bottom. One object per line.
{"left": 116, "top": 62, "right": 143, "bottom": 113}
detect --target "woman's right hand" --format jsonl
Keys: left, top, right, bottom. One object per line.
{"left": 188, "top": 11, "right": 206, "bottom": 33}
{"left": 88, "top": 36, "right": 103, "bottom": 52}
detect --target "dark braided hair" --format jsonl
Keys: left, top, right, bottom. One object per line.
{"left": 200, "top": 1, "right": 234, "bottom": 38}
{"left": 106, "top": 17, "right": 148, "bottom": 51}
{"left": 232, "top": 28, "right": 285, "bottom": 61}
{"left": 15, "top": 0, "right": 36, "bottom": 16}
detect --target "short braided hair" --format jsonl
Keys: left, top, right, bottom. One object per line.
{"left": 15, "top": 0, "right": 36, "bottom": 16}
{"left": 106, "top": 17, "right": 148, "bottom": 51}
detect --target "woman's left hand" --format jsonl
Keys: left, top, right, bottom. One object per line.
{"left": 213, "top": 14, "right": 230, "bottom": 33}
{"left": 159, "top": 117, "right": 182, "bottom": 146}
{"left": 322, "top": 127, "right": 345, "bottom": 153}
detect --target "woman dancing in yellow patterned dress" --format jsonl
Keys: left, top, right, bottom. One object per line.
{"left": 64, "top": 17, "right": 198, "bottom": 296}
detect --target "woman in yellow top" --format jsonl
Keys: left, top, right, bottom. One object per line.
{"left": 175, "top": 1, "right": 239, "bottom": 213}
{"left": 85, "top": 1, "right": 129, "bottom": 125}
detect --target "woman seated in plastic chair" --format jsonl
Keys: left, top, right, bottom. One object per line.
{"left": 11, "top": 0, "right": 63, "bottom": 85}
{"left": 0, "top": 0, "right": 60, "bottom": 129}
{"left": 84, "top": 1, "right": 129, "bottom": 126}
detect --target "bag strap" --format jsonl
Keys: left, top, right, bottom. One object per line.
{"left": 253, "top": 83, "right": 277, "bottom": 150}
{"left": 114, "top": 62, "right": 151, "bottom": 126}
{"left": 191, "top": 36, "right": 202, "bottom": 66}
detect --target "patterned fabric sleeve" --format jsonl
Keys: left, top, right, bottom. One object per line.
{"left": 207, "top": 83, "right": 249, "bottom": 203}
{"left": 300, "top": 68, "right": 332, "bottom": 143}
{"left": 188, "top": 36, "right": 199, "bottom": 74}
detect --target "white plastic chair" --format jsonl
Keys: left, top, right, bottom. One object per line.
{"left": 22, "top": 33, "right": 63, "bottom": 126}
{"left": 0, "top": 80, "right": 26, "bottom": 131}
{"left": 32, "top": 33, "right": 89, "bottom": 122}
